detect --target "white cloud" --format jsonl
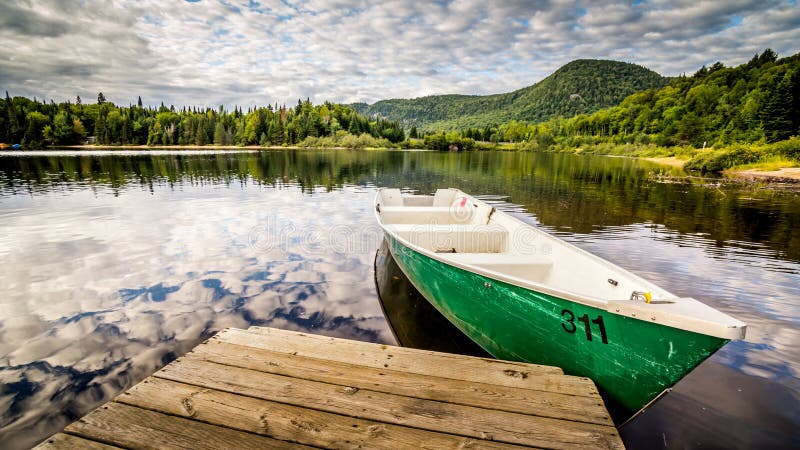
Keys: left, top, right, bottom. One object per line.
{"left": 0, "top": 0, "right": 798, "bottom": 107}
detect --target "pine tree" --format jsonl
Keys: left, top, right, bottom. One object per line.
{"left": 791, "top": 69, "right": 800, "bottom": 135}
{"left": 270, "top": 118, "right": 283, "bottom": 144}
{"left": 214, "top": 122, "right": 225, "bottom": 145}
{"left": 761, "top": 72, "right": 794, "bottom": 142}
{"left": 5, "top": 91, "right": 21, "bottom": 142}
{"left": 95, "top": 114, "right": 106, "bottom": 143}
{"left": 348, "top": 112, "right": 360, "bottom": 134}
{"left": 195, "top": 124, "right": 206, "bottom": 145}
{"left": 758, "top": 48, "right": 777, "bottom": 65}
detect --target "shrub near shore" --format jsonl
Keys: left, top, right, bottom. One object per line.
{"left": 683, "top": 137, "right": 800, "bottom": 172}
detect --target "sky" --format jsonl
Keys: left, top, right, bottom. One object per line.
{"left": 1, "top": 0, "right": 799, "bottom": 108}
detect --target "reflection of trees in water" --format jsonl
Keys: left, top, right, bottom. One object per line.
{"left": 2, "top": 150, "right": 798, "bottom": 261}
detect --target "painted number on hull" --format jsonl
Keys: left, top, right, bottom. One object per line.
{"left": 561, "top": 309, "right": 608, "bottom": 344}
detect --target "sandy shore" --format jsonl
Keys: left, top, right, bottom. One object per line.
{"left": 641, "top": 156, "right": 689, "bottom": 168}
{"left": 726, "top": 167, "right": 800, "bottom": 182}
{"left": 640, "top": 156, "right": 800, "bottom": 183}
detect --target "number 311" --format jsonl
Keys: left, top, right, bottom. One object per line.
{"left": 561, "top": 309, "right": 608, "bottom": 344}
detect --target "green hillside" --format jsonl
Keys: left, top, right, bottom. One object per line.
{"left": 497, "top": 50, "right": 800, "bottom": 148}
{"left": 353, "top": 59, "right": 669, "bottom": 131}
{"left": 482, "top": 49, "right": 800, "bottom": 173}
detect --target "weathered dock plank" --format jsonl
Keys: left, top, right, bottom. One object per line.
{"left": 35, "top": 327, "right": 624, "bottom": 449}
{"left": 65, "top": 402, "right": 315, "bottom": 449}
{"left": 192, "top": 337, "right": 611, "bottom": 424}
{"left": 117, "top": 377, "right": 524, "bottom": 450}
{"left": 156, "top": 357, "right": 618, "bottom": 448}
{"left": 34, "top": 433, "right": 122, "bottom": 449}
{"left": 239, "top": 325, "right": 565, "bottom": 380}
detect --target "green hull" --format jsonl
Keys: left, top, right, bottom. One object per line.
{"left": 387, "top": 235, "right": 728, "bottom": 414}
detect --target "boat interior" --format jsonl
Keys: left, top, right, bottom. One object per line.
{"left": 376, "top": 188, "right": 668, "bottom": 304}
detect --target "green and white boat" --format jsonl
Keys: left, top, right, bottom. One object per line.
{"left": 375, "top": 188, "right": 746, "bottom": 415}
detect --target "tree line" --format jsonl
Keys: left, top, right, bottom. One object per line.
{"left": 0, "top": 93, "right": 405, "bottom": 147}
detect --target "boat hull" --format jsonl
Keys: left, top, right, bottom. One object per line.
{"left": 386, "top": 234, "right": 728, "bottom": 414}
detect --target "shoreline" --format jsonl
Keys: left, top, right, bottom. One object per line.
{"left": 724, "top": 167, "right": 800, "bottom": 183}
{"left": 41, "top": 144, "right": 403, "bottom": 151}
{"left": 4, "top": 144, "right": 417, "bottom": 153}
{"left": 60, "top": 144, "right": 305, "bottom": 150}
{"left": 640, "top": 156, "right": 689, "bottom": 168}
{"left": 5, "top": 145, "right": 800, "bottom": 183}
{"left": 639, "top": 155, "right": 800, "bottom": 183}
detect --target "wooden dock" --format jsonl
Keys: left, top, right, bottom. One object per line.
{"left": 36, "top": 327, "right": 624, "bottom": 449}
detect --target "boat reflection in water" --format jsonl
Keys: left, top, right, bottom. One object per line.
{"left": 374, "top": 238, "right": 489, "bottom": 358}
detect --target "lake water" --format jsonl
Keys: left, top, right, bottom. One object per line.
{"left": 0, "top": 149, "right": 797, "bottom": 449}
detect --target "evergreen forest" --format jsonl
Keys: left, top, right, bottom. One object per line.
{"left": 0, "top": 95, "right": 405, "bottom": 148}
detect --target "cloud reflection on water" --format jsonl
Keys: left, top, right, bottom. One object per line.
{"left": 0, "top": 183, "right": 390, "bottom": 448}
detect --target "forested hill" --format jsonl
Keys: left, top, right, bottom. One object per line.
{"left": 352, "top": 59, "right": 669, "bottom": 131}
{"left": 493, "top": 49, "right": 800, "bottom": 149}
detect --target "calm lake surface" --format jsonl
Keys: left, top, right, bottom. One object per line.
{"left": 0, "top": 149, "right": 798, "bottom": 449}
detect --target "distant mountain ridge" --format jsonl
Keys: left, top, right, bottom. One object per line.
{"left": 352, "top": 59, "right": 670, "bottom": 131}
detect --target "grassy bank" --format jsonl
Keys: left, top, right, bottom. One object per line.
{"left": 512, "top": 137, "right": 800, "bottom": 174}
{"left": 683, "top": 138, "right": 800, "bottom": 172}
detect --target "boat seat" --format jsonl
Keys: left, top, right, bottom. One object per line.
{"left": 401, "top": 195, "right": 435, "bottom": 207}
{"left": 378, "top": 188, "right": 404, "bottom": 207}
{"left": 433, "top": 189, "right": 457, "bottom": 206}
{"left": 384, "top": 224, "right": 508, "bottom": 253}
{"left": 439, "top": 253, "right": 554, "bottom": 282}
{"left": 380, "top": 207, "right": 472, "bottom": 225}
{"left": 379, "top": 202, "right": 493, "bottom": 225}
